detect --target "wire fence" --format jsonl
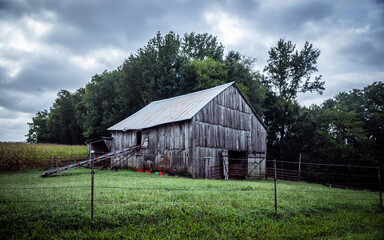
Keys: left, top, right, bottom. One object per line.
{"left": 2, "top": 157, "right": 382, "bottom": 190}
{"left": 1, "top": 151, "right": 383, "bottom": 221}
{"left": 1, "top": 167, "right": 382, "bottom": 212}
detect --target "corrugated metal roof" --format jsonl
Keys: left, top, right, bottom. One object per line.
{"left": 108, "top": 82, "right": 235, "bottom": 131}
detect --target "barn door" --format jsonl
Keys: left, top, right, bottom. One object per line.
{"left": 228, "top": 151, "right": 247, "bottom": 179}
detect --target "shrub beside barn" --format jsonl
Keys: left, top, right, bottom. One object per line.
{"left": 107, "top": 82, "right": 267, "bottom": 179}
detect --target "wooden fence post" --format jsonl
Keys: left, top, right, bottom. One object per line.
{"left": 274, "top": 159, "right": 277, "bottom": 214}
{"left": 298, "top": 153, "right": 301, "bottom": 181}
{"left": 378, "top": 167, "right": 382, "bottom": 208}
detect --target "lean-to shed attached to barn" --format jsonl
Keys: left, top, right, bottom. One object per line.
{"left": 108, "top": 82, "right": 267, "bottom": 179}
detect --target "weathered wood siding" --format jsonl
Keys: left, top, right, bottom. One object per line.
{"left": 111, "top": 121, "right": 192, "bottom": 174}
{"left": 110, "top": 131, "right": 141, "bottom": 168}
{"left": 110, "top": 84, "right": 266, "bottom": 179}
{"left": 191, "top": 85, "right": 267, "bottom": 178}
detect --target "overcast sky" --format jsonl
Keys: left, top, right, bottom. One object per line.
{"left": 1, "top": 0, "right": 383, "bottom": 142}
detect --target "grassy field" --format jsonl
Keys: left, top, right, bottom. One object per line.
{"left": 0, "top": 142, "right": 88, "bottom": 170}
{"left": 0, "top": 169, "right": 383, "bottom": 239}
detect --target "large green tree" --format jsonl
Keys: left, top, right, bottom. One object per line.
{"left": 79, "top": 71, "right": 120, "bottom": 139}
{"left": 263, "top": 39, "right": 325, "bottom": 161}
{"left": 26, "top": 110, "right": 49, "bottom": 143}
{"left": 79, "top": 31, "right": 234, "bottom": 140}
{"left": 189, "top": 57, "right": 227, "bottom": 91}
{"left": 48, "top": 90, "right": 85, "bottom": 144}
{"left": 225, "top": 51, "right": 267, "bottom": 114}
{"left": 182, "top": 32, "right": 224, "bottom": 61}
{"left": 362, "top": 82, "right": 384, "bottom": 164}
{"left": 310, "top": 99, "right": 367, "bottom": 164}
{"left": 264, "top": 39, "right": 324, "bottom": 99}
{"left": 24, "top": 33, "right": 280, "bottom": 147}
{"left": 27, "top": 90, "right": 85, "bottom": 144}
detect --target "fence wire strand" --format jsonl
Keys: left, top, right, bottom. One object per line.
{"left": 1, "top": 155, "right": 383, "bottom": 220}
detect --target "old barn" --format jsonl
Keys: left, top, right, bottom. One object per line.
{"left": 107, "top": 82, "right": 267, "bottom": 179}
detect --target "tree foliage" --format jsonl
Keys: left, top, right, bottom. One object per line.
{"left": 182, "top": 32, "right": 224, "bottom": 61}
{"left": 26, "top": 33, "right": 383, "bottom": 177}
{"left": 263, "top": 39, "right": 325, "bottom": 161}
{"left": 27, "top": 110, "right": 49, "bottom": 143}
{"left": 27, "top": 90, "right": 85, "bottom": 144}
{"left": 264, "top": 39, "right": 324, "bottom": 100}
{"left": 27, "top": 31, "right": 265, "bottom": 143}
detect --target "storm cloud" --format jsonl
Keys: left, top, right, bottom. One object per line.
{"left": 0, "top": 0, "right": 383, "bottom": 141}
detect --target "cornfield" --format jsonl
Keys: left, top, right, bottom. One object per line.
{"left": 0, "top": 142, "right": 88, "bottom": 171}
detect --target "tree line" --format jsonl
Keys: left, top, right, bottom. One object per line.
{"left": 27, "top": 31, "right": 384, "bottom": 178}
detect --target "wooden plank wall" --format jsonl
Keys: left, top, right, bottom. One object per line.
{"left": 110, "top": 131, "right": 140, "bottom": 168}
{"left": 192, "top": 85, "right": 267, "bottom": 178}
{"left": 111, "top": 121, "right": 191, "bottom": 174}
{"left": 110, "top": 84, "right": 267, "bottom": 179}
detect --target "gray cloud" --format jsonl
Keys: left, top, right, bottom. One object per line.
{"left": 1, "top": 0, "right": 214, "bottom": 54}
{"left": 339, "top": 29, "right": 384, "bottom": 69}
{"left": 246, "top": 1, "right": 333, "bottom": 37}
{"left": 44, "top": 1, "right": 163, "bottom": 51}
{"left": 0, "top": 0, "right": 30, "bottom": 19}
{"left": 6, "top": 58, "right": 84, "bottom": 92}
{"left": 0, "top": 0, "right": 383, "bottom": 141}
{"left": 222, "top": 0, "right": 261, "bottom": 19}
{"left": 0, "top": 90, "right": 53, "bottom": 113}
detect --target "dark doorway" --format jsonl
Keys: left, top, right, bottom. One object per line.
{"left": 136, "top": 131, "right": 142, "bottom": 145}
{"left": 228, "top": 151, "right": 247, "bottom": 179}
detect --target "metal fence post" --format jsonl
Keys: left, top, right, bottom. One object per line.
{"left": 378, "top": 167, "right": 382, "bottom": 208}
{"left": 274, "top": 159, "right": 277, "bottom": 214}
{"left": 91, "top": 150, "right": 95, "bottom": 220}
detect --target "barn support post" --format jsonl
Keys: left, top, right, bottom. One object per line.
{"left": 222, "top": 151, "right": 229, "bottom": 180}
{"left": 378, "top": 167, "right": 382, "bottom": 208}
{"left": 274, "top": 159, "right": 277, "bottom": 215}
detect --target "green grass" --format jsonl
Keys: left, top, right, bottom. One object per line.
{"left": 1, "top": 169, "right": 383, "bottom": 239}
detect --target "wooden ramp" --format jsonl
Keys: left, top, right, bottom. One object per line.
{"left": 41, "top": 145, "right": 141, "bottom": 178}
